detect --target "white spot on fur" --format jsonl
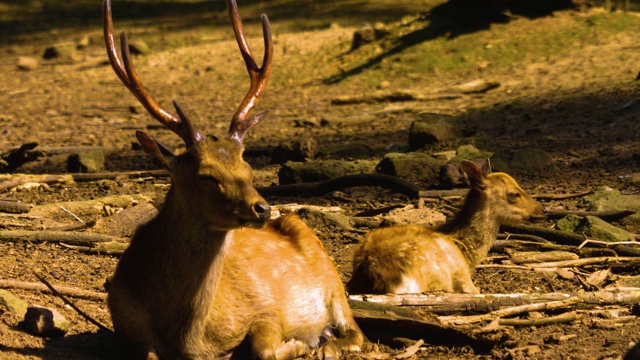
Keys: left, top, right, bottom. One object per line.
{"left": 394, "top": 276, "right": 422, "bottom": 293}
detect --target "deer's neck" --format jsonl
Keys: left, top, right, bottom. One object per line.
{"left": 147, "top": 188, "right": 231, "bottom": 339}
{"left": 436, "top": 189, "right": 499, "bottom": 269}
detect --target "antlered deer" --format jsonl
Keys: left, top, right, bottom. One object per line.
{"left": 347, "top": 160, "right": 545, "bottom": 295}
{"left": 102, "top": 0, "right": 363, "bottom": 358}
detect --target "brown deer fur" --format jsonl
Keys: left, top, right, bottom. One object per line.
{"left": 103, "top": 0, "right": 363, "bottom": 358}
{"left": 347, "top": 160, "right": 545, "bottom": 295}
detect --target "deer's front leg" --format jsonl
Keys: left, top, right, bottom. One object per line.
{"left": 248, "top": 316, "right": 310, "bottom": 360}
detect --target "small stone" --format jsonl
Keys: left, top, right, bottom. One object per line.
{"left": 128, "top": 40, "right": 150, "bottom": 55}
{"left": 17, "top": 56, "right": 38, "bottom": 71}
{"left": 22, "top": 306, "right": 70, "bottom": 337}
{"left": 43, "top": 42, "right": 77, "bottom": 60}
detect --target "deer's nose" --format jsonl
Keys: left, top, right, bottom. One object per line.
{"left": 253, "top": 201, "right": 271, "bottom": 221}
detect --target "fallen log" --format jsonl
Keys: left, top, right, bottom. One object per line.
{"left": 0, "top": 230, "right": 125, "bottom": 245}
{"left": 349, "top": 300, "right": 503, "bottom": 352}
{"left": 0, "top": 174, "right": 74, "bottom": 192}
{"left": 348, "top": 288, "right": 640, "bottom": 314}
{"left": 0, "top": 278, "right": 106, "bottom": 301}
{"left": 0, "top": 199, "right": 30, "bottom": 214}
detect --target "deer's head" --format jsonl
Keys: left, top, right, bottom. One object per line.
{"left": 103, "top": 0, "right": 272, "bottom": 230}
{"left": 461, "top": 160, "right": 546, "bottom": 225}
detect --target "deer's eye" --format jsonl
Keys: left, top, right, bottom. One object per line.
{"left": 507, "top": 192, "right": 522, "bottom": 201}
{"left": 199, "top": 175, "right": 220, "bottom": 185}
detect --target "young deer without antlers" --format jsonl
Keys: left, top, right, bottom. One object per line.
{"left": 347, "top": 160, "right": 545, "bottom": 295}
{"left": 103, "top": 0, "right": 363, "bottom": 358}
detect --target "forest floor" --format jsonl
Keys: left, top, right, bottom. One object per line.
{"left": 1, "top": 0, "right": 640, "bottom": 359}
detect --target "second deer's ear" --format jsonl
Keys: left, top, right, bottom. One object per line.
{"left": 461, "top": 160, "right": 487, "bottom": 189}
{"left": 136, "top": 131, "right": 175, "bottom": 169}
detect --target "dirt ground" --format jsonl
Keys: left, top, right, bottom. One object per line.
{"left": 1, "top": 1, "right": 640, "bottom": 359}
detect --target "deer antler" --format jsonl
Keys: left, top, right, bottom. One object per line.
{"left": 102, "top": 0, "right": 204, "bottom": 147}
{"left": 226, "top": 0, "right": 274, "bottom": 144}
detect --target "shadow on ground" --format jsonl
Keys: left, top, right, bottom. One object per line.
{"left": 324, "top": 0, "right": 579, "bottom": 84}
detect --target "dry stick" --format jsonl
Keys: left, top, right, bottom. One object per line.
{"left": 498, "top": 311, "right": 579, "bottom": 327}
{"left": 437, "top": 297, "right": 582, "bottom": 326}
{"left": 71, "top": 169, "right": 169, "bottom": 182}
{"left": 0, "top": 230, "right": 125, "bottom": 245}
{"left": 258, "top": 174, "right": 421, "bottom": 199}
{"left": 526, "top": 256, "right": 640, "bottom": 268}
{"left": 60, "top": 242, "right": 128, "bottom": 256}
{"left": 0, "top": 278, "right": 106, "bottom": 301}
{"left": 32, "top": 270, "right": 112, "bottom": 333}
{"left": 0, "top": 175, "right": 73, "bottom": 192}
{"left": 349, "top": 288, "right": 640, "bottom": 314}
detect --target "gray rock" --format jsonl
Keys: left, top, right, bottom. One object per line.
{"left": 455, "top": 144, "right": 493, "bottom": 160}
{"left": 67, "top": 150, "right": 105, "bottom": 173}
{"left": 408, "top": 113, "right": 456, "bottom": 150}
{"left": 316, "top": 144, "right": 373, "bottom": 159}
{"left": 376, "top": 152, "right": 443, "bottom": 184}
{"left": 278, "top": 160, "right": 377, "bottom": 184}
{"left": 43, "top": 42, "right": 77, "bottom": 60}
{"left": 580, "top": 186, "right": 640, "bottom": 223}
{"left": 0, "top": 289, "right": 28, "bottom": 325}
{"left": 23, "top": 306, "right": 70, "bottom": 337}
{"left": 556, "top": 214, "right": 634, "bottom": 242}
{"left": 271, "top": 136, "right": 317, "bottom": 164}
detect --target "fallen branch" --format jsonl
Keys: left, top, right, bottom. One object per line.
{"left": 438, "top": 297, "right": 581, "bottom": 325}
{"left": 526, "top": 256, "right": 640, "bottom": 268}
{"left": 0, "top": 230, "right": 126, "bottom": 245}
{"left": 349, "top": 300, "right": 501, "bottom": 351}
{"left": 0, "top": 174, "right": 74, "bottom": 192}
{"left": 60, "top": 241, "right": 128, "bottom": 256}
{"left": 0, "top": 278, "right": 106, "bottom": 301}
{"left": 497, "top": 311, "right": 579, "bottom": 327}
{"left": 258, "top": 174, "right": 421, "bottom": 199}
{"left": 349, "top": 288, "right": 640, "bottom": 314}
{"left": 71, "top": 169, "right": 168, "bottom": 182}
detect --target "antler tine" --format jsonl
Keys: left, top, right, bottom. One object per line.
{"left": 226, "top": 0, "right": 274, "bottom": 144}
{"left": 102, "top": 0, "right": 203, "bottom": 147}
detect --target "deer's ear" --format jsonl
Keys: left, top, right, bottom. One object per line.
{"left": 136, "top": 131, "right": 175, "bottom": 169}
{"left": 479, "top": 158, "right": 492, "bottom": 176}
{"left": 461, "top": 160, "right": 487, "bottom": 189}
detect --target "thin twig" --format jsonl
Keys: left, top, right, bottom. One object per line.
{"left": 58, "top": 205, "right": 84, "bottom": 224}
{"left": 32, "top": 270, "right": 112, "bottom": 333}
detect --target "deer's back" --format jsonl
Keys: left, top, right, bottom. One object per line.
{"left": 208, "top": 214, "right": 348, "bottom": 351}
{"left": 347, "top": 224, "right": 478, "bottom": 294}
